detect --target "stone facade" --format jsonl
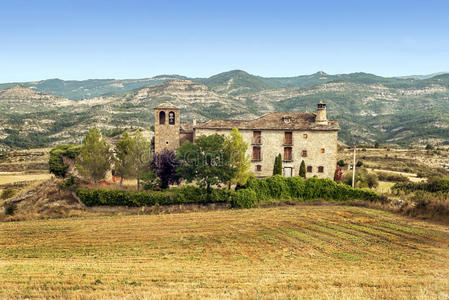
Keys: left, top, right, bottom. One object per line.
{"left": 154, "top": 102, "right": 339, "bottom": 179}
{"left": 194, "top": 128, "right": 338, "bottom": 178}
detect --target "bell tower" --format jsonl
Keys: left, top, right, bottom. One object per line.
{"left": 154, "top": 102, "right": 180, "bottom": 153}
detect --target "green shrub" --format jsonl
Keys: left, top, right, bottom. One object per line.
{"left": 76, "top": 188, "right": 172, "bottom": 207}
{"left": 76, "top": 185, "right": 232, "bottom": 207}
{"left": 76, "top": 175, "right": 380, "bottom": 209}
{"left": 393, "top": 178, "right": 449, "bottom": 194}
{"left": 230, "top": 189, "right": 258, "bottom": 208}
{"left": 244, "top": 175, "right": 377, "bottom": 206}
{"left": 4, "top": 203, "right": 17, "bottom": 216}
{"left": 59, "top": 176, "right": 76, "bottom": 190}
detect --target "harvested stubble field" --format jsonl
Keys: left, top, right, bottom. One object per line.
{"left": 1, "top": 206, "right": 449, "bottom": 299}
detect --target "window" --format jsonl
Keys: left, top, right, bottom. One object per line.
{"left": 256, "top": 165, "right": 262, "bottom": 172}
{"left": 159, "top": 111, "right": 166, "bottom": 125}
{"left": 284, "top": 147, "right": 292, "bottom": 161}
{"left": 302, "top": 150, "right": 308, "bottom": 157}
{"left": 253, "top": 131, "right": 261, "bottom": 144}
{"left": 168, "top": 111, "right": 175, "bottom": 125}
{"left": 303, "top": 133, "right": 308, "bottom": 139}
{"left": 307, "top": 166, "right": 312, "bottom": 173}
{"left": 252, "top": 146, "right": 261, "bottom": 161}
{"left": 320, "top": 148, "right": 325, "bottom": 153}
{"left": 284, "top": 132, "right": 292, "bottom": 145}
{"left": 318, "top": 166, "right": 324, "bottom": 173}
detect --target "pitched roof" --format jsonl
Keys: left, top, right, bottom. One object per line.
{"left": 154, "top": 102, "right": 179, "bottom": 109}
{"left": 194, "top": 112, "right": 339, "bottom": 131}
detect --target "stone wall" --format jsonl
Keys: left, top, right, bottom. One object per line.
{"left": 194, "top": 128, "right": 338, "bottom": 179}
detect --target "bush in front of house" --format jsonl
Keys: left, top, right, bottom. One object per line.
{"left": 230, "top": 189, "right": 258, "bottom": 208}
{"left": 76, "top": 175, "right": 379, "bottom": 208}
{"left": 76, "top": 188, "right": 172, "bottom": 207}
{"left": 234, "top": 175, "right": 378, "bottom": 208}
{"left": 76, "top": 185, "right": 233, "bottom": 207}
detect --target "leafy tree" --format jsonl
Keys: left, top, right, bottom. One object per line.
{"left": 374, "top": 141, "right": 380, "bottom": 148}
{"left": 150, "top": 149, "right": 180, "bottom": 189}
{"left": 130, "top": 131, "right": 151, "bottom": 191}
{"left": 343, "top": 168, "right": 378, "bottom": 189}
{"left": 356, "top": 160, "right": 363, "bottom": 167}
{"left": 273, "top": 154, "right": 282, "bottom": 176}
{"left": 425, "top": 144, "right": 434, "bottom": 150}
{"left": 49, "top": 144, "right": 82, "bottom": 178}
{"left": 176, "top": 134, "right": 236, "bottom": 198}
{"left": 76, "top": 128, "right": 112, "bottom": 185}
{"left": 299, "top": 160, "right": 306, "bottom": 178}
{"left": 224, "top": 128, "right": 252, "bottom": 187}
{"left": 114, "top": 132, "right": 135, "bottom": 186}
{"left": 365, "top": 173, "right": 379, "bottom": 189}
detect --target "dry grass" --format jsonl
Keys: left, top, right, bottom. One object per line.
{"left": 1, "top": 206, "right": 449, "bottom": 299}
{"left": 0, "top": 173, "right": 52, "bottom": 185}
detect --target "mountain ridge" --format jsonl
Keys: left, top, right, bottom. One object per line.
{"left": 1, "top": 71, "right": 449, "bottom": 149}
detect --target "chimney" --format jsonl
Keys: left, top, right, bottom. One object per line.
{"left": 316, "top": 101, "right": 328, "bottom": 125}
{"left": 193, "top": 119, "right": 197, "bottom": 126}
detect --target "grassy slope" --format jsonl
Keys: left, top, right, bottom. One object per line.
{"left": 1, "top": 206, "right": 448, "bottom": 299}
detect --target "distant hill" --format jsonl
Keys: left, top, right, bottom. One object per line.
{"left": 0, "top": 70, "right": 449, "bottom": 148}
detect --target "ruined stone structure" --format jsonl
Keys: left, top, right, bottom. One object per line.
{"left": 154, "top": 102, "right": 340, "bottom": 179}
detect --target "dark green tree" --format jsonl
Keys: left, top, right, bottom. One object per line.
{"left": 299, "top": 160, "right": 306, "bottom": 178}
{"left": 273, "top": 154, "right": 282, "bottom": 176}
{"left": 176, "top": 134, "right": 236, "bottom": 198}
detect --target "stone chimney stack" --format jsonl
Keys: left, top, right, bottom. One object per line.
{"left": 193, "top": 119, "right": 197, "bottom": 126}
{"left": 316, "top": 101, "right": 328, "bottom": 125}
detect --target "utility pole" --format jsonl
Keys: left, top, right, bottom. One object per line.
{"left": 352, "top": 146, "right": 356, "bottom": 188}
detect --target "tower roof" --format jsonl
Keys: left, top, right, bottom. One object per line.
{"left": 154, "top": 102, "right": 179, "bottom": 110}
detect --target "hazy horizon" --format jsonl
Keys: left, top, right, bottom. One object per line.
{"left": 2, "top": 69, "right": 449, "bottom": 84}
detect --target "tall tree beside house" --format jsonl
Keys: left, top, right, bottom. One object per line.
{"left": 130, "top": 131, "right": 151, "bottom": 191}
{"left": 114, "top": 132, "right": 136, "bottom": 186}
{"left": 176, "top": 134, "right": 236, "bottom": 199}
{"left": 150, "top": 149, "right": 180, "bottom": 189}
{"left": 299, "top": 160, "right": 306, "bottom": 178}
{"left": 76, "top": 128, "right": 112, "bottom": 185}
{"left": 224, "top": 128, "right": 252, "bottom": 187}
{"left": 273, "top": 154, "right": 282, "bottom": 176}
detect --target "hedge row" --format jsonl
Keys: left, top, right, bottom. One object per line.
{"left": 244, "top": 175, "right": 378, "bottom": 203}
{"left": 392, "top": 178, "right": 449, "bottom": 194}
{"left": 76, "top": 175, "right": 379, "bottom": 208}
{"left": 76, "top": 185, "right": 232, "bottom": 207}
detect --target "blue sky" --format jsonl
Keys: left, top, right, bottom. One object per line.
{"left": 1, "top": 0, "right": 449, "bottom": 82}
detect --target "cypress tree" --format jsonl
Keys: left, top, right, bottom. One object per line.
{"left": 273, "top": 153, "right": 282, "bottom": 175}
{"left": 299, "top": 160, "right": 306, "bottom": 178}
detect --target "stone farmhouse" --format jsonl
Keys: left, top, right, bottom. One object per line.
{"left": 154, "top": 102, "right": 339, "bottom": 179}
